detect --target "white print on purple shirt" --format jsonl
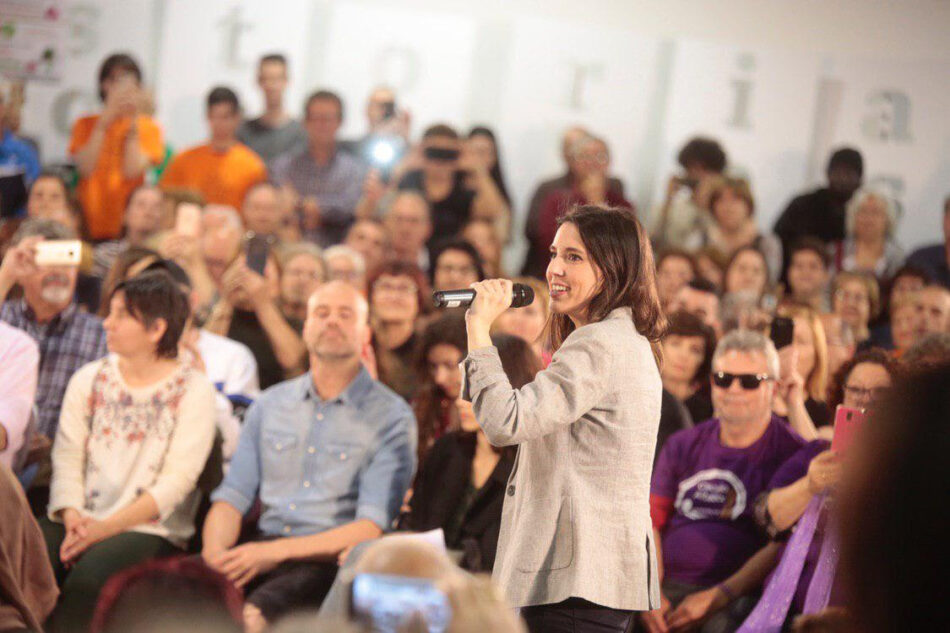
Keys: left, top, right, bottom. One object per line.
{"left": 674, "top": 469, "right": 748, "bottom": 521}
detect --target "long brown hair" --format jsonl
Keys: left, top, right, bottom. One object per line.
{"left": 547, "top": 205, "right": 666, "bottom": 366}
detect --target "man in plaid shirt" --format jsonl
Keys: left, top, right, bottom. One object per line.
{"left": 0, "top": 219, "right": 107, "bottom": 440}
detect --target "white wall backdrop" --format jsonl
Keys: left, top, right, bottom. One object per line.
{"left": 16, "top": 0, "right": 950, "bottom": 262}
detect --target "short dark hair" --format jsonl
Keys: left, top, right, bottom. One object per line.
{"left": 827, "top": 347, "right": 899, "bottom": 410}
{"left": 98, "top": 53, "right": 142, "bottom": 102}
{"left": 789, "top": 236, "right": 831, "bottom": 268}
{"left": 304, "top": 90, "right": 344, "bottom": 121}
{"left": 110, "top": 271, "right": 189, "bottom": 359}
{"left": 827, "top": 147, "right": 863, "bottom": 177}
{"left": 207, "top": 86, "right": 240, "bottom": 114}
{"left": 422, "top": 124, "right": 459, "bottom": 141}
{"left": 677, "top": 137, "right": 727, "bottom": 173}
{"left": 258, "top": 53, "right": 287, "bottom": 68}
{"left": 665, "top": 310, "right": 717, "bottom": 383}
{"left": 431, "top": 239, "right": 485, "bottom": 284}
{"left": 141, "top": 258, "right": 192, "bottom": 290}
{"left": 687, "top": 277, "right": 720, "bottom": 296}
{"left": 889, "top": 263, "right": 931, "bottom": 288}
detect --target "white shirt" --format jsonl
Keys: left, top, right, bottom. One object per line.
{"left": 196, "top": 330, "right": 260, "bottom": 460}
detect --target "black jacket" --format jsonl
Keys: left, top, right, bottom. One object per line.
{"left": 406, "top": 431, "right": 514, "bottom": 572}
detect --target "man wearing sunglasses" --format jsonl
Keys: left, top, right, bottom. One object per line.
{"left": 642, "top": 330, "right": 806, "bottom": 633}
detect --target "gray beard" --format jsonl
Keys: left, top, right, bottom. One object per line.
{"left": 40, "top": 286, "right": 73, "bottom": 305}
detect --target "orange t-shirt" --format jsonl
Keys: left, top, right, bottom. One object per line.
{"left": 160, "top": 143, "right": 267, "bottom": 211}
{"left": 69, "top": 114, "right": 164, "bottom": 241}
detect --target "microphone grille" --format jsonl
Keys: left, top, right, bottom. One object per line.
{"left": 512, "top": 283, "right": 535, "bottom": 308}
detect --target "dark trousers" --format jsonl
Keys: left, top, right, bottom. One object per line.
{"left": 40, "top": 518, "right": 180, "bottom": 633}
{"left": 244, "top": 560, "right": 339, "bottom": 623}
{"left": 522, "top": 598, "right": 634, "bottom": 633}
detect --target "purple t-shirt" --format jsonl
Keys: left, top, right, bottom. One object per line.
{"left": 652, "top": 416, "right": 805, "bottom": 586}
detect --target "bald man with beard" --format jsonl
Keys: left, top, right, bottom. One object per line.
{"left": 202, "top": 281, "right": 417, "bottom": 632}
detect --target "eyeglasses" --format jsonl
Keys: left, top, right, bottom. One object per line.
{"left": 712, "top": 371, "right": 772, "bottom": 390}
{"left": 373, "top": 280, "right": 418, "bottom": 295}
{"left": 844, "top": 385, "right": 889, "bottom": 400}
{"left": 436, "top": 264, "right": 476, "bottom": 276}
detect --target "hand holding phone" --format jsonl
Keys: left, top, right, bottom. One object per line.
{"left": 34, "top": 240, "right": 83, "bottom": 267}
{"left": 245, "top": 235, "right": 270, "bottom": 276}
{"left": 350, "top": 573, "right": 452, "bottom": 633}
{"left": 770, "top": 316, "right": 795, "bottom": 350}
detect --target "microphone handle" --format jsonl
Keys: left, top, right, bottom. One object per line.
{"left": 432, "top": 289, "right": 476, "bottom": 309}
{"left": 432, "top": 284, "right": 535, "bottom": 309}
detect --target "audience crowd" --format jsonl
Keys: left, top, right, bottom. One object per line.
{"left": 0, "top": 51, "right": 948, "bottom": 633}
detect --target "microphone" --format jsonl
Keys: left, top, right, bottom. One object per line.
{"left": 432, "top": 283, "right": 535, "bottom": 309}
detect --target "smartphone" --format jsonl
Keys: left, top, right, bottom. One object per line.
{"left": 832, "top": 405, "right": 866, "bottom": 454}
{"left": 350, "top": 573, "right": 451, "bottom": 633}
{"left": 245, "top": 234, "right": 270, "bottom": 275}
{"left": 174, "top": 202, "right": 202, "bottom": 238}
{"left": 34, "top": 240, "right": 82, "bottom": 267}
{"left": 381, "top": 100, "right": 396, "bottom": 120}
{"left": 770, "top": 316, "right": 795, "bottom": 350}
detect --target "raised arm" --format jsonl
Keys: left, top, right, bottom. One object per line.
{"left": 463, "top": 279, "right": 610, "bottom": 445}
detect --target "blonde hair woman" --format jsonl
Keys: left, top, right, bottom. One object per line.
{"left": 772, "top": 302, "right": 832, "bottom": 439}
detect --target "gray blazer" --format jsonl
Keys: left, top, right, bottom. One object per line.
{"left": 462, "top": 307, "right": 662, "bottom": 610}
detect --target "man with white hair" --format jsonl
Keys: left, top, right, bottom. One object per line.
{"left": 202, "top": 281, "right": 416, "bottom": 632}
{"left": 643, "top": 330, "right": 805, "bottom": 633}
{"left": 0, "top": 220, "right": 107, "bottom": 442}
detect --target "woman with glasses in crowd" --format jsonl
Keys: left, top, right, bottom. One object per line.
{"left": 831, "top": 271, "right": 880, "bottom": 350}
{"left": 431, "top": 239, "right": 485, "bottom": 294}
{"left": 831, "top": 188, "right": 904, "bottom": 283}
{"left": 367, "top": 260, "right": 431, "bottom": 401}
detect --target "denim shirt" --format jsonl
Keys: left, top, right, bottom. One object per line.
{"left": 211, "top": 367, "right": 417, "bottom": 536}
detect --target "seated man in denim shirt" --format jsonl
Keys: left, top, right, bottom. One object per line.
{"left": 202, "top": 280, "right": 417, "bottom": 631}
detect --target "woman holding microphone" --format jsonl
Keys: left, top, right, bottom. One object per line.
{"left": 462, "top": 205, "right": 666, "bottom": 632}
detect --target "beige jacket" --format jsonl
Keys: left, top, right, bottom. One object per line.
{"left": 462, "top": 307, "right": 662, "bottom": 610}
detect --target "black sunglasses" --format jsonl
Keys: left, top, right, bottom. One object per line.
{"left": 712, "top": 371, "right": 772, "bottom": 390}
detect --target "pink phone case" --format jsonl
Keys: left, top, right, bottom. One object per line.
{"left": 832, "top": 406, "right": 866, "bottom": 454}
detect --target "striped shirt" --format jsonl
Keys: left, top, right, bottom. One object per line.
{"left": 0, "top": 300, "right": 108, "bottom": 438}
